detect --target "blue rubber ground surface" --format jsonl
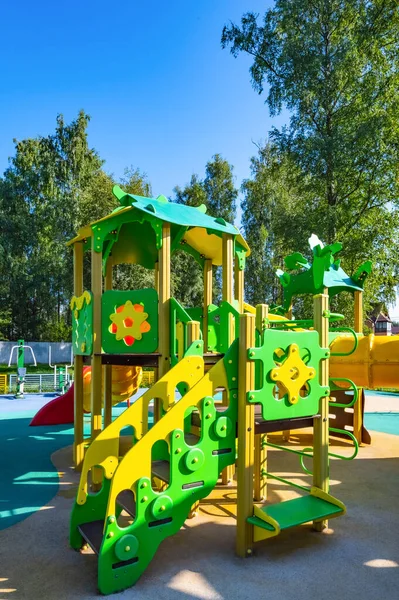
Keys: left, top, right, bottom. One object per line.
{"left": 364, "top": 412, "right": 399, "bottom": 436}
{"left": 0, "top": 392, "right": 144, "bottom": 531}
{"left": 1, "top": 391, "right": 398, "bottom": 533}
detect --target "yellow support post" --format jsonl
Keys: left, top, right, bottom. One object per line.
{"left": 283, "top": 303, "right": 292, "bottom": 441}
{"left": 156, "top": 223, "right": 171, "bottom": 421}
{"left": 187, "top": 320, "right": 201, "bottom": 518}
{"left": 104, "top": 257, "right": 113, "bottom": 428}
{"left": 154, "top": 261, "right": 159, "bottom": 294}
{"left": 91, "top": 239, "right": 103, "bottom": 441}
{"left": 222, "top": 233, "right": 234, "bottom": 342}
{"left": 254, "top": 304, "right": 268, "bottom": 502}
{"left": 222, "top": 233, "right": 234, "bottom": 484}
{"left": 73, "top": 241, "right": 85, "bottom": 469}
{"left": 236, "top": 313, "right": 256, "bottom": 557}
{"left": 353, "top": 290, "right": 364, "bottom": 444}
{"left": 152, "top": 263, "right": 160, "bottom": 386}
{"left": 313, "top": 292, "right": 330, "bottom": 531}
{"left": 203, "top": 259, "right": 213, "bottom": 352}
{"left": 354, "top": 291, "right": 363, "bottom": 334}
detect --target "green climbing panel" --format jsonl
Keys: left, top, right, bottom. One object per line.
{"left": 71, "top": 291, "right": 93, "bottom": 356}
{"left": 70, "top": 343, "right": 239, "bottom": 594}
{"left": 248, "top": 329, "right": 330, "bottom": 420}
{"left": 102, "top": 288, "right": 158, "bottom": 354}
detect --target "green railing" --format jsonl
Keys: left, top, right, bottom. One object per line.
{"left": 263, "top": 420, "right": 359, "bottom": 480}
{"left": 270, "top": 312, "right": 344, "bottom": 330}
{"left": 170, "top": 298, "right": 202, "bottom": 367}
{"left": 329, "top": 326, "right": 358, "bottom": 357}
{"left": 329, "top": 377, "right": 358, "bottom": 407}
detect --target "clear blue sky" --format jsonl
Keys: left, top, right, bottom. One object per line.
{"left": 1, "top": 0, "right": 398, "bottom": 317}
{"left": 0, "top": 0, "right": 284, "bottom": 201}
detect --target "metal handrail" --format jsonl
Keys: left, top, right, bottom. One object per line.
{"left": 271, "top": 312, "right": 345, "bottom": 330}
{"left": 329, "top": 326, "right": 358, "bottom": 356}
{"left": 299, "top": 428, "right": 359, "bottom": 474}
{"left": 329, "top": 377, "right": 358, "bottom": 408}
{"left": 8, "top": 345, "right": 37, "bottom": 367}
{"left": 264, "top": 428, "right": 358, "bottom": 479}
{"left": 328, "top": 428, "right": 359, "bottom": 461}
{"left": 261, "top": 470, "right": 310, "bottom": 492}
{"left": 170, "top": 298, "right": 203, "bottom": 338}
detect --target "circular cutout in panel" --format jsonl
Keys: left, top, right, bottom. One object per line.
{"left": 215, "top": 416, "right": 232, "bottom": 438}
{"left": 114, "top": 534, "right": 139, "bottom": 561}
{"left": 185, "top": 448, "right": 205, "bottom": 472}
{"left": 151, "top": 495, "right": 173, "bottom": 519}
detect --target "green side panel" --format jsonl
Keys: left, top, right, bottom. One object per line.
{"left": 185, "top": 307, "right": 203, "bottom": 331}
{"left": 71, "top": 291, "right": 93, "bottom": 356}
{"left": 102, "top": 289, "right": 158, "bottom": 354}
{"left": 207, "top": 304, "right": 220, "bottom": 352}
{"left": 98, "top": 381, "right": 238, "bottom": 593}
{"left": 248, "top": 329, "right": 330, "bottom": 420}
{"left": 207, "top": 301, "right": 240, "bottom": 353}
{"left": 170, "top": 298, "right": 203, "bottom": 367}
{"left": 248, "top": 495, "right": 343, "bottom": 532}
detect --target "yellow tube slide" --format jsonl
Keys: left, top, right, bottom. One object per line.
{"left": 330, "top": 334, "right": 399, "bottom": 390}
{"left": 82, "top": 366, "right": 143, "bottom": 412}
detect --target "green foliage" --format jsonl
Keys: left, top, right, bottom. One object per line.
{"left": 203, "top": 154, "right": 237, "bottom": 224}
{"left": 241, "top": 142, "right": 304, "bottom": 306}
{"left": 173, "top": 154, "right": 238, "bottom": 305}
{"left": 0, "top": 112, "right": 154, "bottom": 340}
{"left": 0, "top": 111, "right": 105, "bottom": 340}
{"left": 0, "top": 309, "right": 11, "bottom": 340}
{"left": 223, "top": 1, "right": 399, "bottom": 319}
{"left": 112, "top": 167, "right": 154, "bottom": 293}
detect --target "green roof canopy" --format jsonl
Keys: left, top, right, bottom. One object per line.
{"left": 68, "top": 186, "right": 250, "bottom": 269}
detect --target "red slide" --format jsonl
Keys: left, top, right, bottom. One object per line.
{"left": 30, "top": 385, "right": 75, "bottom": 426}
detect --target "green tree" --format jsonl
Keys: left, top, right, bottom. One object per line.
{"left": 0, "top": 110, "right": 157, "bottom": 340}
{"left": 173, "top": 175, "right": 207, "bottom": 307}
{"left": 223, "top": 1, "right": 399, "bottom": 316}
{"left": 203, "top": 154, "right": 237, "bottom": 224}
{"left": 173, "top": 155, "right": 238, "bottom": 306}
{"left": 112, "top": 167, "right": 155, "bottom": 293}
{"left": 241, "top": 142, "right": 304, "bottom": 306}
{"left": 0, "top": 111, "right": 105, "bottom": 340}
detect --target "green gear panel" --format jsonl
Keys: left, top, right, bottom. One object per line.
{"left": 71, "top": 291, "right": 93, "bottom": 356}
{"left": 248, "top": 329, "right": 330, "bottom": 420}
{"left": 102, "top": 288, "right": 158, "bottom": 354}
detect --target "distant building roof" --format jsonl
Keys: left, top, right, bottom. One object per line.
{"left": 374, "top": 313, "right": 392, "bottom": 324}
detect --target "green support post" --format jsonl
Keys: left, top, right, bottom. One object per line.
{"left": 16, "top": 339, "right": 26, "bottom": 399}
{"left": 58, "top": 366, "right": 66, "bottom": 394}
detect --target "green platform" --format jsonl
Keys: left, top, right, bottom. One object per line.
{"left": 247, "top": 494, "right": 344, "bottom": 532}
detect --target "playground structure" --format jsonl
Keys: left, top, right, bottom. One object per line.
{"left": 67, "top": 186, "right": 398, "bottom": 595}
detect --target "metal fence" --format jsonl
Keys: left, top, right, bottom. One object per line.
{"left": 0, "top": 374, "right": 7, "bottom": 393}
{"left": 8, "top": 373, "right": 71, "bottom": 394}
